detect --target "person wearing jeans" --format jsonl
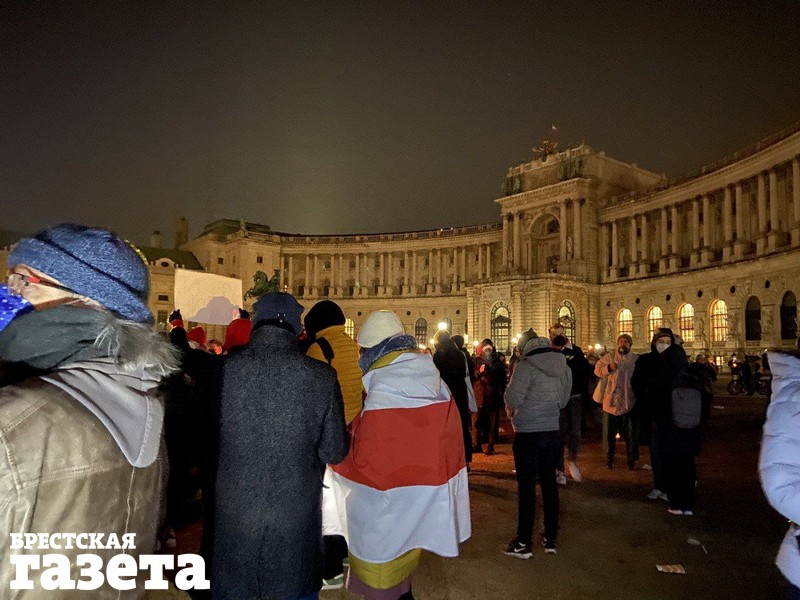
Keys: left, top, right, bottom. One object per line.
{"left": 503, "top": 329, "right": 571, "bottom": 558}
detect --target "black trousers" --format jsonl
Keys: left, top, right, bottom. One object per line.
{"left": 664, "top": 451, "right": 696, "bottom": 511}
{"left": 513, "top": 431, "right": 561, "bottom": 545}
{"left": 323, "top": 534, "right": 348, "bottom": 579}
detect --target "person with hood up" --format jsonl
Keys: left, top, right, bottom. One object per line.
{"left": 330, "top": 311, "right": 471, "bottom": 600}
{"left": 631, "top": 329, "right": 675, "bottom": 501}
{"left": 187, "top": 325, "right": 207, "bottom": 350}
{"left": 504, "top": 329, "right": 571, "bottom": 558}
{"left": 433, "top": 329, "right": 474, "bottom": 469}
{"left": 0, "top": 224, "right": 180, "bottom": 593}
{"left": 633, "top": 328, "right": 700, "bottom": 516}
{"left": 595, "top": 333, "right": 639, "bottom": 470}
{"left": 213, "top": 292, "right": 349, "bottom": 600}
{"left": 760, "top": 349, "right": 800, "bottom": 598}
{"left": 304, "top": 300, "right": 364, "bottom": 590}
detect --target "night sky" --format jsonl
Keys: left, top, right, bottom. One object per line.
{"left": 3, "top": 2, "right": 800, "bottom": 246}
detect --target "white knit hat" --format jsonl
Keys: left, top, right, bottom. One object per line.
{"left": 357, "top": 310, "right": 404, "bottom": 348}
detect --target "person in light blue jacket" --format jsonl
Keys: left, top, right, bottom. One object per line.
{"left": 759, "top": 349, "right": 800, "bottom": 598}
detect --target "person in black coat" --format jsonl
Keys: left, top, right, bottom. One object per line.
{"left": 549, "top": 323, "right": 592, "bottom": 484}
{"left": 213, "top": 292, "right": 348, "bottom": 600}
{"left": 433, "top": 330, "right": 472, "bottom": 466}
{"left": 632, "top": 328, "right": 700, "bottom": 514}
{"left": 474, "top": 338, "right": 507, "bottom": 455}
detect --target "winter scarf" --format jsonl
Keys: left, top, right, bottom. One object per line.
{"left": 0, "top": 305, "right": 178, "bottom": 376}
{"left": 358, "top": 334, "right": 417, "bottom": 374}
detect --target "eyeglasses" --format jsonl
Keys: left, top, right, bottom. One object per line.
{"left": 7, "top": 273, "right": 75, "bottom": 295}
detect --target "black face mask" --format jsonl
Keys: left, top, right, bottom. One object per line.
{"left": 552, "top": 335, "right": 567, "bottom": 348}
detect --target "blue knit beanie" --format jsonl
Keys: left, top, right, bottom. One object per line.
{"left": 253, "top": 292, "right": 304, "bottom": 335}
{"left": 8, "top": 224, "right": 153, "bottom": 324}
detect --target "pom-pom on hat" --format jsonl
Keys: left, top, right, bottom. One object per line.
{"left": 8, "top": 224, "right": 153, "bottom": 324}
{"left": 356, "top": 310, "right": 404, "bottom": 348}
{"left": 252, "top": 292, "right": 304, "bottom": 335}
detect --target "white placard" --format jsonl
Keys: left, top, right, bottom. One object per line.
{"left": 174, "top": 269, "right": 243, "bottom": 326}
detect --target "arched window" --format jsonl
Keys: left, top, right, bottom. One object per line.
{"left": 709, "top": 300, "right": 728, "bottom": 343}
{"left": 678, "top": 303, "right": 695, "bottom": 342}
{"left": 546, "top": 219, "right": 560, "bottom": 234}
{"left": 646, "top": 306, "right": 663, "bottom": 341}
{"left": 745, "top": 297, "right": 762, "bottom": 341}
{"left": 344, "top": 318, "right": 355, "bottom": 339}
{"left": 781, "top": 292, "right": 798, "bottom": 340}
{"left": 491, "top": 303, "right": 511, "bottom": 353}
{"left": 557, "top": 301, "right": 576, "bottom": 343}
{"left": 617, "top": 309, "right": 633, "bottom": 338}
{"left": 415, "top": 318, "right": 428, "bottom": 346}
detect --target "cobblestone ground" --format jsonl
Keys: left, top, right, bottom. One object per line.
{"left": 151, "top": 383, "right": 786, "bottom": 600}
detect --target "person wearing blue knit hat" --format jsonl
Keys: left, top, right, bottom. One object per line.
{"left": 0, "top": 223, "right": 180, "bottom": 594}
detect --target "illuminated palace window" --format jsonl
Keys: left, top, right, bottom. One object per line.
{"left": 344, "top": 318, "right": 355, "bottom": 339}
{"left": 678, "top": 303, "right": 694, "bottom": 343}
{"left": 745, "top": 297, "right": 762, "bottom": 341}
{"left": 709, "top": 300, "right": 728, "bottom": 343}
{"left": 490, "top": 303, "right": 511, "bottom": 352}
{"left": 617, "top": 309, "right": 633, "bottom": 338}
{"left": 415, "top": 318, "right": 428, "bottom": 346}
{"left": 781, "top": 292, "right": 797, "bottom": 340}
{"left": 646, "top": 306, "right": 663, "bottom": 340}
{"left": 558, "top": 301, "right": 575, "bottom": 343}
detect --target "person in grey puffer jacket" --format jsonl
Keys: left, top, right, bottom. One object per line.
{"left": 503, "top": 329, "right": 571, "bottom": 558}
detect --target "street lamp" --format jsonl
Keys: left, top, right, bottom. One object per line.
{"left": 472, "top": 340, "right": 479, "bottom": 348}
{"left": 511, "top": 337, "right": 519, "bottom": 346}
{"left": 437, "top": 321, "right": 448, "bottom": 331}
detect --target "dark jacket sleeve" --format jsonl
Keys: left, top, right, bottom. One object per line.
{"left": 318, "top": 371, "right": 349, "bottom": 466}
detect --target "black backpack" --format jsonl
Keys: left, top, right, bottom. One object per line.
{"left": 671, "top": 363, "right": 703, "bottom": 429}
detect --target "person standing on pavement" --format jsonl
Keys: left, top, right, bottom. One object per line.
{"left": 595, "top": 334, "right": 639, "bottom": 469}
{"left": 213, "top": 292, "right": 349, "bottom": 600}
{"left": 549, "top": 322, "right": 592, "bottom": 485}
{"left": 504, "top": 329, "right": 572, "bottom": 558}
{"left": 433, "top": 329, "right": 473, "bottom": 469}
{"left": 760, "top": 349, "right": 800, "bottom": 599}
{"left": 304, "top": 300, "right": 364, "bottom": 590}
{"left": 474, "top": 338, "right": 507, "bottom": 455}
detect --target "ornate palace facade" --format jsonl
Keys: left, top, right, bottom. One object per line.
{"left": 177, "top": 121, "right": 800, "bottom": 362}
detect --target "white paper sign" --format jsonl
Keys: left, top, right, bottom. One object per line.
{"left": 174, "top": 269, "right": 243, "bottom": 326}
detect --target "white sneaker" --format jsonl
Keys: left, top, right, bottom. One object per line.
{"left": 567, "top": 460, "right": 582, "bottom": 483}
{"left": 641, "top": 463, "right": 653, "bottom": 471}
{"left": 659, "top": 492, "right": 669, "bottom": 501}
{"left": 556, "top": 471, "right": 567, "bottom": 486}
{"left": 646, "top": 489, "right": 663, "bottom": 500}
{"left": 667, "top": 508, "right": 684, "bottom": 516}
{"left": 683, "top": 510, "right": 694, "bottom": 516}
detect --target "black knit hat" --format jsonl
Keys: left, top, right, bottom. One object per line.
{"left": 304, "top": 300, "right": 346, "bottom": 338}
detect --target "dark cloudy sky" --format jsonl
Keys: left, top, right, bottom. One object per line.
{"left": 3, "top": 1, "right": 800, "bottom": 245}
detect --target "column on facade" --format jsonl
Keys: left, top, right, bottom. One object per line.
{"left": 355, "top": 254, "right": 361, "bottom": 294}
{"left": 304, "top": 254, "right": 311, "bottom": 297}
{"left": 659, "top": 207, "right": 668, "bottom": 273}
{"left": 402, "top": 251, "right": 410, "bottom": 294}
{"left": 628, "top": 216, "right": 637, "bottom": 275}
{"left": 690, "top": 198, "right": 700, "bottom": 267}
{"left": 610, "top": 219, "right": 619, "bottom": 279}
{"left": 757, "top": 172, "right": 768, "bottom": 255}
{"left": 512, "top": 211, "right": 521, "bottom": 270}
{"left": 436, "top": 248, "right": 442, "bottom": 292}
{"left": 477, "top": 244, "right": 484, "bottom": 280}
{"left": 573, "top": 199, "right": 582, "bottom": 259}
{"left": 313, "top": 255, "right": 320, "bottom": 296}
{"left": 411, "top": 251, "right": 417, "bottom": 293}
{"left": 502, "top": 214, "right": 510, "bottom": 271}
{"left": 768, "top": 168, "right": 780, "bottom": 251}
{"left": 700, "top": 194, "right": 713, "bottom": 265}
{"left": 734, "top": 183, "right": 745, "bottom": 259}
{"left": 559, "top": 201, "right": 568, "bottom": 264}
{"left": 722, "top": 186, "right": 733, "bottom": 262}
{"left": 600, "top": 222, "right": 610, "bottom": 279}
{"left": 278, "top": 254, "right": 285, "bottom": 290}
{"left": 669, "top": 204, "right": 680, "bottom": 272}
{"left": 638, "top": 213, "right": 649, "bottom": 276}
{"left": 486, "top": 244, "right": 492, "bottom": 279}
{"left": 526, "top": 238, "right": 533, "bottom": 272}
{"left": 287, "top": 255, "right": 294, "bottom": 294}
{"left": 379, "top": 252, "right": 386, "bottom": 292}
{"left": 460, "top": 246, "right": 466, "bottom": 288}
{"left": 793, "top": 158, "right": 800, "bottom": 245}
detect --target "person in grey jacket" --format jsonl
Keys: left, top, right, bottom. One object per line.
{"left": 503, "top": 329, "right": 572, "bottom": 558}
{"left": 213, "top": 292, "right": 349, "bottom": 600}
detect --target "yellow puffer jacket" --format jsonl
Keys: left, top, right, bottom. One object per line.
{"left": 307, "top": 325, "right": 364, "bottom": 424}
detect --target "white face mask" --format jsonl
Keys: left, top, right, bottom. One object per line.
{"left": 655, "top": 341, "right": 671, "bottom": 354}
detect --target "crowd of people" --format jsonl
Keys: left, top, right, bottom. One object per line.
{"left": 0, "top": 223, "right": 797, "bottom": 599}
